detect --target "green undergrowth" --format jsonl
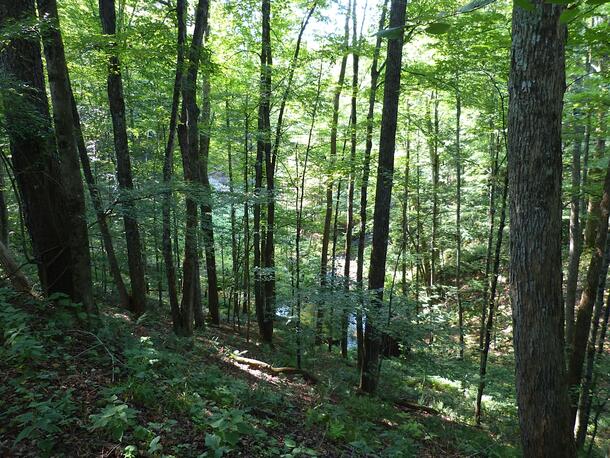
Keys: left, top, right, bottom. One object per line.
{"left": 0, "top": 287, "right": 528, "bottom": 457}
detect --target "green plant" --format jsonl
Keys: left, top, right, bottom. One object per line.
{"left": 89, "top": 395, "right": 139, "bottom": 441}
{"left": 13, "top": 390, "right": 77, "bottom": 455}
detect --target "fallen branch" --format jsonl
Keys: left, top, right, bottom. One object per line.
{"left": 393, "top": 398, "right": 440, "bottom": 415}
{"left": 229, "top": 353, "right": 318, "bottom": 384}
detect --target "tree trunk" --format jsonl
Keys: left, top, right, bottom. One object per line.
{"left": 355, "top": 0, "right": 388, "bottom": 369}
{"left": 0, "top": 0, "right": 76, "bottom": 300}
{"left": 567, "top": 107, "right": 608, "bottom": 428}
{"left": 455, "top": 86, "right": 463, "bottom": 359}
{"left": 340, "top": 0, "right": 359, "bottom": 359}
{"left": 162, "top": 0, "right": 185, "bottom": 334}
{"left": 199, "top": 22, "right": 220, "bottom": 326}
{"left": 177, "top": 0, "right": 208, "bottom": 336}
{"left": 37, "top": 0, "right": 95, "bottom": 316}
{"left": 317, "top": 0, "right": 351, "bottom": 344}
{"left": 475, "top": 168, "right": 508, "bottom": 425}
{"left": 254, "top": 0, "right": 274, "bottom": 343}
{"left": 507, "top": 2, "right": 575, "bottom": 455}
{"left": 99, "top": 0, "right": 147, "bottom": 316}
{"left": 0, "top": 165, "right": 8, "bottom": 246}
{"left": 575, "top": 226, "right": 610, "bottom": 448}
{"left": 359, "top": 0, "right": 407, "bottom": 394}
{"left": 566, "top": 118, "right": 584, "bottom": 347}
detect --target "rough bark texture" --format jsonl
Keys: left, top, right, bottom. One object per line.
{"left": 359, "top": 0, "right": 406, "bottom": 394}
{"left": 36, "top": 0, "right": 95, "bottom": 315}
{"left": 507, "top": 2, "right": 575, "bottom": 455}
{"left": 0, "top": 0, "right": 76, "bottom": 299}
{"left": 99, "top": 0, "right": 147, "bottom": 316}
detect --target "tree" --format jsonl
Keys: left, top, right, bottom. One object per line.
{"left": 359, "top": 0, "right": 407, "bottom": 394}
{"left": 507, "top": 1, "right": 575, "bottom": 455}
{"left": 1, "top": 0, "right": 80, "bottom": 303}
{"left": 99, "top": 0, "right": 147, "bottom": 315}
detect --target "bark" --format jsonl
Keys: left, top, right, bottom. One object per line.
{"left": 99, "top": 0, "right": 146, "bottom": 315}
{"left": 39, "top": 0, "right": 97, "bottom": 316}
{"left": 177, "top": 0, "right": 208, "bottom": 336}
{"left": 317, "top": 0, "right": 351, "bottom": 344}
{"left": 507, "top": 2, "right": 575, "bottom": 455}
{"left": 226, "top": 100, "right": 239, "bottom": 324}
{"left": 355, "top": 0, "right": 388, "bottom": 369}
{"left": 359, "top": 0, "right": 406, "bottom": 394}
{"left": 0, "top": 0, "right": 75, "bottom": 299}
{"left": 254, "top": 0, "right": 274, "bottom": 342}
{"left": 162, "top": 0, "right": 185, "bottom": 334}
{"left": 199, "top": 24, "right": 220, "bottom": 326}
{"left": 0, "top": 240, "right": 35, "bottom": 296}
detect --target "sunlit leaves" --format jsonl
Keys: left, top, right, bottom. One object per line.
{"left": 425, "top": 22, "right": 452, "bottom": 34}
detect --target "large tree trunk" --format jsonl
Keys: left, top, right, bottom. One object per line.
{"left": 162, "top": 0, "right": 186, "bottom": 334}
{"left": 0, "top": 0, "right": 77, "bottom": 301}
{"left": 359, "top": 0, "right": 407, "bottom": 394}
{"left": 355, "top": 0, "right": 388, "bottom": 369}
{"left": 254, "top": 0, "right": 274, "bottom": 343}
{"left": 177, "top": 0, "right": 208, "bottom": 336}
{"left": 36, "top": 0, "right": 95, "bottom": 316}
{"left": 99, "top": 0, "right": 147, "bottom": 316}
{"left": 507, "top": 2, "right": 575, "bottom": 455}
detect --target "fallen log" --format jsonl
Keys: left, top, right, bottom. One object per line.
{"left": 393, "top": 399, "right": 440, "bottom": 415}
{"left": 228, "top": 353, "right": 318, "bottom": 384}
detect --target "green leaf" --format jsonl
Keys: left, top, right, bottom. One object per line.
{"left": 586, "top": 0, "right": 609, "bottom": 4}
{"left": 284, "top": 437, "right": 296, "bottom": 449}
{"left": 560, "top": 7, "right": 580, "bottom": 22}
{"left": 514, "top": 0, "right": 536, "bottom": 10}
{"left": 148, "top": 435, "right": 162, "bottom": 454}
{"left": 457, "top": 0, "right": 497, "bottom": 13}
{"left": 425, "top": 22, "right": 451, "bottom": 34}
{"left": 545, "top": 0, "right": 571, "bottom": 3}
{"left": 374, "top": 25, "right": 405, "bottom": 39}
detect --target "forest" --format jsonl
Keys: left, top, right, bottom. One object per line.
{"left": 0, "top": 0, "right": 609, "bottom": 456}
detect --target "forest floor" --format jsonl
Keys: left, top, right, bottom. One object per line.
{"left": 0, "top": 287, "right": 547, "bottom": 457}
